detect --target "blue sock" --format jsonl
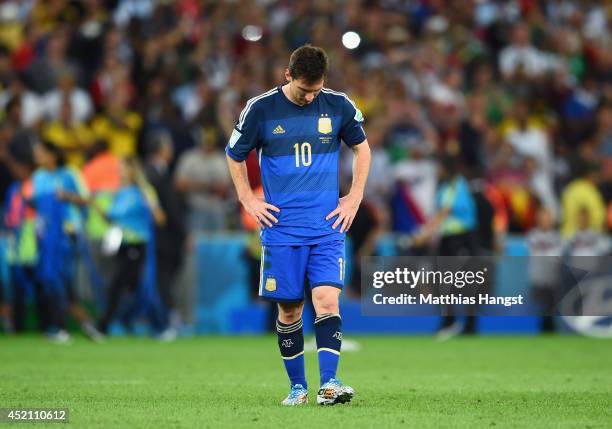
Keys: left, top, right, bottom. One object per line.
{"left": 314, "top": 313, "right": 342, "bottom": 385}
{"left": 276, "top": 319, "right": 307, "bottom": 388}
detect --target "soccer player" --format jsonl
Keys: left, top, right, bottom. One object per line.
{"left": 29, "top": 141, "right": 104, "bottom": 343}
{"left": 226, "top": 45, "right": 371, "bottom": 406}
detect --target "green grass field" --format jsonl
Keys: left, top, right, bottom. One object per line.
{"left": 1, "top": 335, "right": 611, "bottom": 428}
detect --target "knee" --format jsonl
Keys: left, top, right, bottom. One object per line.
{"left": 313, "top": 293, "right": 339, "bottom": 315}
{"left": 278, "top": 304, "right": 303, "bottom": 324}
{"left": 316, "top": 302, "right": 339, "bottom": 315}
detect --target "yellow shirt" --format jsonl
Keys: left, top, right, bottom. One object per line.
{"left": 498, "top": 116, "right": 547, "bottom": 138}
{"left": 43, "top": 121, "right": 95, "bottom": 167}
{"left": 91, "top": 112, "right": 142, "bottom": 158}
{"left": 0, "top": 21, "right": 23, "bottom": 50}
{"left": 561, "top": 179, "right": 606, "bottom": 238}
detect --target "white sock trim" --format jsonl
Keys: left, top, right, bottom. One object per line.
{"left": 317, "top": 347, "right": 340, "bottom": 355}
{"left": 281, "top": 351, "right": 305, "bottom": 360}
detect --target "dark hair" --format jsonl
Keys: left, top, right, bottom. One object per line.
{"left": 87, "top": 138, "right": 109, "bottom": 159}
{"left": 288, "top": 44, "right": 328, "bottom": 84}
{"left": 0, "top": 44, "right": 10, "bottom": 58}
{"left": 572, "top": 157, "right": 599, "bottom": 179}
{"left": 39, "top": 140, "right": 66, "bottom": 166}
{"left": 439, "top": 154, "right": 460, "bottom": 178}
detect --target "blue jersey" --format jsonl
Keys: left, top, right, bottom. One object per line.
{"left": 436, "top": 176, "right": 477, "bottom": 236}
{"left": 31, "top": 167, "right": 85, "bottom": 233}
{"left": 226, "top": 86, "right": 366, "bottom": 245}
{"left": 108, "top": 185, "right": 153, "bottom": 243}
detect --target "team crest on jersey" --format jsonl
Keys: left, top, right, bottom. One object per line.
{"left": 318, "top": 116, "right": 332, "bottom": 134}
{"left": 265, "top": 276, "right": 277, "bottom": 292}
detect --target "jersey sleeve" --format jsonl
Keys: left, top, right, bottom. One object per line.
{"left": 225, "top": 101, "right": 261, "bottom": 162}
{"left": 339, "top": 96, "right": 366, "bottom": 147}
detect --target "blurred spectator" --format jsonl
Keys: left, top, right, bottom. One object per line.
{"left": 29, "top": 141, "right": 101, "bottom": 343}
{"left": 42, "top": 91, "right": 94, "bottom": 167}
{"left": 392, "top": 137, "right": 437, "bottom": 232}
{"left": 564, "top": 206, "right": 611, "bottom": 278}
{"left": 527, "top": 205, "right": 563, "bottom": 333}
{"left": 487, "top": 141, "right": 536, "bottom": 232}
{"left": 384, "top": 97, "right": 436, "bottom": 163}
{"left": 82, "top": 140, "right": 121, "bottom": 241}
{"left": 565, "top": 206, "right": 610, "bottom": 258}
{"left": 431, "top": 157, "right": 478, "bottom": 255}
{"left": 560, "top": 160, "right": 606, "bottom": 238}
{"left": 175, "top": 128, "right": 231, "bottom": 232}
{"left": 96, "top": 157, "right": 165, "bottom": 335}
{"left": 23, "top": 27, "right": 72, "bottom": 94}
{"left": 114, "top": 0, "right": 155, "bottom": 28}
{"left": 91, "top": 88, "right": 141, "bottom": 158}
{"left": 500, "top": 100, "right": 558, "bottom": 216}
{"left": 0, "top": 121, "right": 17, "bottom": 207}
{"left": 4, "top": 159, "right": 43, "bottom": 333}
{"left": 144, "top": 131, "right": 186, "bottom": 332}
{"left": 42, "top": 67, "right": 93, "bottom": 124}
{"left": 419, "top": 156, "right": 478, "bottom": 336}
{"left": 469, "top": 62, "right": 512, "bottom": 126}
{"left": 343, "top": 118, "right": 392, "bottom": 212}
{"left": 0, "top": 76, "right": 44, "bottom": 128}
{"left": 499, "top": 23, "right": 548, "bottom": 81}
{"left": 81, "top": 139, "right": 121, "bottom": 286}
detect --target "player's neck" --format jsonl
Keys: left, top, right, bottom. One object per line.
{"left": 281, "top": 83, "right": 301, "bottom": 106}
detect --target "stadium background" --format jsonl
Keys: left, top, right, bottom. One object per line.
{"left": 0, "top": 1, "right": 610, "bottom": 427}
{"left": 0, "top": 0, "right": 610, "bottom": 336}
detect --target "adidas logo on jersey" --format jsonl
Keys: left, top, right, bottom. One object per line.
{"left": 272, "top": 125, "right": 285, "bottom": 134}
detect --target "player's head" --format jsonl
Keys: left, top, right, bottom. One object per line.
{"left": 146, "top": 130, "right": 174, "bottom": 163}
{"left": 438, "top": 155, "right": 460, "bottom": 181}
{"left": 120, "top": 156, "right": 152, "bottom": 192}
{"left": 120, "top": 157, "right": 140, "bottom": 184}
{"left": 577, "top": 206, "right": 591, "bottom": 231}
{"left": 536, "top": 205, "right": 555, "bottom": 231}
{"left": 285, "top": 44, "right": 328, "bottom": 106}
{"left": 34, "top": 140, "right": 65, "bottom": 169}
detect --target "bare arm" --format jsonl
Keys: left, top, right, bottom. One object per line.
{"left": 326, "top": 140, "right": 371, "bottom": 233}
{"left": 143, "top": 195, "right": 167, "bottom": 226}
{"left": 413, "top": 207, "right": 450, "bottom": 246}
{"left": 226, "top": 154, "right": 279, "bottom": 228}
{"left": 347, "top": 140, "right": 371, "bottom": 199}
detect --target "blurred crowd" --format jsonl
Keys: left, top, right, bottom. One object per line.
{"left": 0, "top": 0, "right": 611, "bottom": 337}
{"left": 0, "top": 0, "right": 610, "bottom": 234}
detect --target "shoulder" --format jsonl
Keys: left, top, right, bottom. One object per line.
{"left": 239, "top": 88, "right": 278, "bottom": 114}
{"left": 320, "top": 88, "right": 356, "bottom": 106}
{"left": 236, "top": 87, "right": 278, "bottom": 129}
{"left": 321, "top": 88, "right": 363, "bottom": 120}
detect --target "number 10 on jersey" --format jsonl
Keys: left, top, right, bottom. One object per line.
{"left": 294, "top": 142, "right": 312, "bottom": 167}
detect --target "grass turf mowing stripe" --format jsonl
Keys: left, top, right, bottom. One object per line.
{"left": 0, "top": 336, "right": 610, "bottom": 428}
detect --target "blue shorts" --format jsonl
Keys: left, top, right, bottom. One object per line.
{"left": 259, "top": 240, "right": 346, "bottom": 302}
